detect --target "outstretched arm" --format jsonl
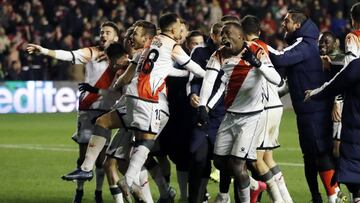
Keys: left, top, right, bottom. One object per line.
{"left": 27, "top": 44, "right": 93, "bottom": 64}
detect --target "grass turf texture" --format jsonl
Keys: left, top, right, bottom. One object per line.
{"left": 0, "top": 111, "right": 345, "bottom": 202}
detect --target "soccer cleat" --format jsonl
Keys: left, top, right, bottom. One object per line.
{"left": 117, "top": 179, "right": 133, "bottom": 203}
{"left": 250, "top": 181, "right": 267, "bottom": 203}
{"left": 94, "top": 190, "right": 103, "bottom": 203}
{"left": 61, "top": 168, "right": 93, "bottom": 181}
{"left": 336, "top": 191, "right": 348, "bottom": 203}
{"left": 210, "top": 169, "right": 220, "bottom": 183}
{"left": 72, "top": 189, "right": 83, "bottom": 203}
{"left": 214, "top": 193, "right": 230, "bottom": 203}
{"left": 157, "top": 186, "right": 176, "bottom": 203}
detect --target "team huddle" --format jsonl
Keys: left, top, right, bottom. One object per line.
{"left": 26, "top": 2, "right": 360, "bottom": 203}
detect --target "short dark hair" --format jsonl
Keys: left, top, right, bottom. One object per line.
{"left": 186, "top": 30, "right": 203, "bottom": 42}
{"left": 223, "top": 21, "right": 243, "bottom": 31}
{"left": 159, "top": 13, "right": 179, "bottom": 32}
{"left": 351, "top": 2, "right": 360, "bottom": 22}
{"left": 241, "top": 15, "right": 260, "bottom": 35}
{"left": 288, "top": 9, "right": 308, "bottom": 25}
{"left": 105, "top": 42, "right": 126, "bottom": 61}
{"left": 101, "top": 21, "right": 121, "bottom": 37}
{"left": 321, "top": 31, "right": 337, "bottom": 40}
{"left": 134, "top": 20, "right": 157, "bottom": 37}
{"left": 211, "top": 22, "right": 223, "bottom": 35}
{"left": 221, "top": 15, "right": 240, "bottom": 23}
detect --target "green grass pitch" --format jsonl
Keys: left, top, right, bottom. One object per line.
{"left": 0, "top": 110, "right": 342, "bottom": 202}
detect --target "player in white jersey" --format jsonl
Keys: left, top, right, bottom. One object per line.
{"left": 241, "top": 15, "right": 292, "bottom": 203}
{"left": 26, "top": 21, "right": 121, "bottom": 203}
{"left": 197, "top": 22, "right": 281, "bottom": 203}
{"left": 112, "top": 13, "right": 205, "bottom": 202}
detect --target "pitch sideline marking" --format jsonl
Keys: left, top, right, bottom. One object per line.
{"left": 0, "top": 144, "right": 304, "bottom": 167}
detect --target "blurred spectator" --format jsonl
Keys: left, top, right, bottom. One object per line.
{"left": 0, "top": 0, "right": 356, "bottom": 80}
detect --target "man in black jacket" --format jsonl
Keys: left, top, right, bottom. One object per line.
{"left": 269, "top": 10, "right": 339, "bottom": 203}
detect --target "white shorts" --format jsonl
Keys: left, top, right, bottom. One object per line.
{"left": 106, "top": 128, "right": 134, "bottom": 160}
{"left": 333, "top": 102, "right": 343, "bottom": 140}
{"left": 257, "top": 107, "right": 282, "bottom": 149}
{"left": 72, "top": 110, "right": 112, "bottom": 144}
{"left": 333, "top": 122, "right": 341, "bottom": 140}
{"left": 214, "top": 111, "right": 265, "bottom": 160}
{"left": 121, "top": 95, "right": 169, "bottom": 136}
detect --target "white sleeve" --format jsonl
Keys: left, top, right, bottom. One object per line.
{"left": 168, "top": 67, "right": 189, "bottom": 77}
{"left": 344, "top": 33, "right": 360, "bottom": 67}
{"left": 257, "top": 50, "right": 281, "bottom": 85}
{"left": 54, "top": 48, "right": 91, "bottom": 64}
{"left": 172, "top": 45, "right": 205, "bottom": 78}
{"left": 199, "top": 56, "right": 221, "bottom": 107}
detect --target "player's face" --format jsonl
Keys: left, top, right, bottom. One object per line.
{"left": 282, "top": 13, "right": 300, "bottom": 37}
{"left": 172, "top": 18, "right": 183, "bottom": 42}
{"left": 221, "top": 25, "right": 244, "bottom": 54}
{"left": 100, "top": 26, "right": 119, "bottom": 49}
{"left": 110, "top": 54, "right": 129, "bottom": 71}
{"left": 319, "top": 34, "right": 336, "bottom": 55}
{"left": 131, "top": 26, "right": 146, "bottom": 49}
{"left": 178, "top": 23, "right": 188, "bottom": 44}
{"left": 187, "top": 36, "right": 204, "bottom": 51}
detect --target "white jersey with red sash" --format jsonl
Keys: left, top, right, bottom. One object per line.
{"left": 70, "top": 47, "right": 116, "bottom": 111}
{"left": 344, "top": 30, "right": 360, "bottom": 67}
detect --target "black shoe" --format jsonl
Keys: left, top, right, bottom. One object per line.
{"left": 61, "top": 168, "right": 93, "bottom": 181}
{"left": 157, "top": 187, "right": 176, "bottom": 203}
{"left": 72, "top": 189, "right": 83, "bottom": 203}
{"left": 94, "top": 190, "right": 103, "bottom": 203}
{"left": 311, "top": 195, "right": 322, "bottom": 203}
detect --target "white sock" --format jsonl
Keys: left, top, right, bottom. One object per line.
{"left": 249, "top": 176, "right": 259, "bottom": 190}
{"left": 148, "top": 164, "right": 169, "bottom": 198}
{"left": 125, "top": 145, "right": 150, "bottom": 187}
{"left": 266, "top": 176, "right": 284, "bottom": 203}
{"left": 177, "top": 170, "right": 188, "bottom": 200}
{"left": 95, "top": 167, "right": 105, "bottom": 191}
{"left": 110, "top": 185, "right": 124, "bottom": 203}
{"left": 81, "top": 135, "right": 107, "bottom": 171}
{"left": 273, "top": 171, "right": 293, "bottom": 203}
{"left": 77, "top": 180, "right": 84, "bottom": 190}
{"left": 140, "top": 168, "right": 154, "bottom": 203}
{"left": 238, "top": 184, "right": 250, "bottom": 202}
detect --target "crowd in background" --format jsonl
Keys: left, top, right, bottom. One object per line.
{"left": 0, "top": 0, "right": 357, "bottom": 81}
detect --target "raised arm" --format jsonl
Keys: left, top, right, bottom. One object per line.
{"left": 267, "top": 38, "right": 306, "bottom": 67}
{"left": 172, "top": 45, "right": 205, "bottom": 78}
{"left": 199, "top": 56, "right": 221, "bottom": 108}
{"left": 305, "top": 59, "right": 360, "bottom": 100}
{"left": 27, "top": 43, "right": 94, "bottom": 64}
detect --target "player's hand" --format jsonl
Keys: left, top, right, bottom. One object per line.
{"left": 321, "top": 55, "right": 331, "bottom": 71}
{"left": 190, "top": 94, "right": 200, "bottom": 108}
{"left": 332, "top": 102, "right": 342, "bottom": 122}
{"left": 241, "top": 46, "right": 262, "bottom": 68}
{"left": 197, "top": 105, "right": 209, "bottom": 127}
{"left": 26, "top": 44, "right": 42, "bottom": 54}
{"left": 304, "top": 90, "right": 313, "bottom": 101}
{"left": 79, "top": 83, "right": 99, "bottom": 94}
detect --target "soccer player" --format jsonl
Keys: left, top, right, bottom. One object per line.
{"left": 319, "top": 31, "right": 345, "bottom": 159}
{"left": 241, "top": 15, "right": 292, "bottom": 203}
{"left": 304, "top": 58, "right": 360, "bottom": 203}
{"left": 268, "top": 10, "right": 340, "bottom": 203}
{"left": 26, "top": 21, "right": 121, "bottom": 203}
{"left": 187, "top": 22, "right": 223, "bottom": 203}
{"left": 198, "top": 22, "right": 281, "bottom": 203}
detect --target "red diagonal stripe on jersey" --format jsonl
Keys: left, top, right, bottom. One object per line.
{"left": 225, "top": 61, "right": 251, "bottom": 109}
{"left": 79, "top": 67, "right": 115, "bottom": 110}
{"left": 225, "top": 43, "right": 262, "bottom": 109}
